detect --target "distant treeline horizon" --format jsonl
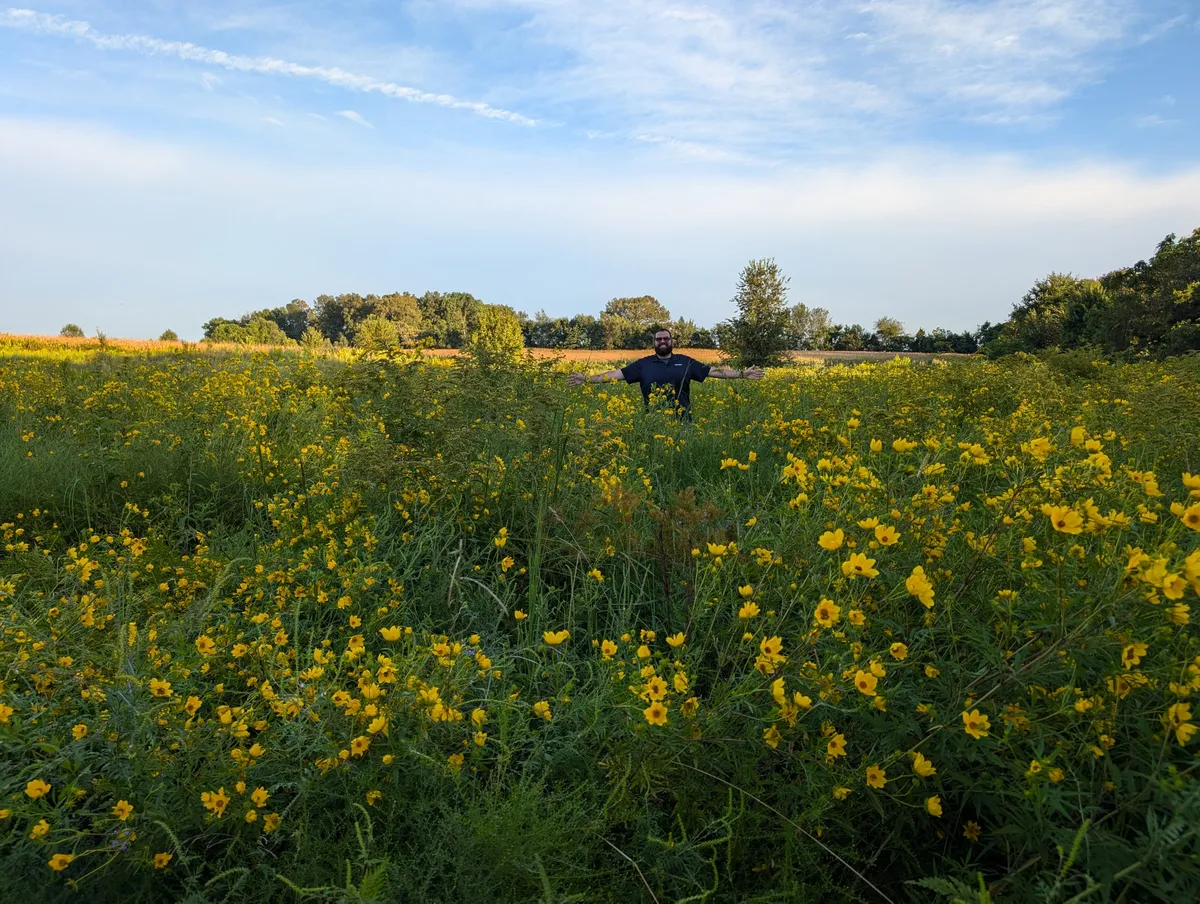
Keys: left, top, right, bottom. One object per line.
{"left": 59, "top": 226, "right": 1199, "bottom": 360}
{"left": 191, "top": 291, "right": 989, "bottom": 355}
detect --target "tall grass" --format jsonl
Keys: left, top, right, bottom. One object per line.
{"left": 0, "top": 348, "right": 1198, "bottom": 902}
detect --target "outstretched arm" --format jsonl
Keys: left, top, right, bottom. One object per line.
{"left": 567, "top": 369, "right": 625, "bottom": 387}
{"left": 708, "top": 366, "right": 764, "bottom": 380}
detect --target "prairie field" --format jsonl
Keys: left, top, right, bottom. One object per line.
{"left": 2, "top": 346, "right": 1199, "bottom": 903}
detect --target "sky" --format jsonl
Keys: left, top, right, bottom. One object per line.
{"left": 1, "top": 1, "right": 1198, "bottom": 340}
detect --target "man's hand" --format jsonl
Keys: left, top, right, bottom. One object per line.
{"left": 567, "top": 372, "right": 586, "bottom": 387}
{"left": 713, "top": 365, "right": 765, "bottom": 380}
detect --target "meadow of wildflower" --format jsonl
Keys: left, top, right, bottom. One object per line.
{"left": 2, "top": 344, "right": 1199, "bottom": 903}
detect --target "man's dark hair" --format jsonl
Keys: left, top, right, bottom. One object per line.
{"left": 654, "top": 328, "right": 673, "bottom": 338}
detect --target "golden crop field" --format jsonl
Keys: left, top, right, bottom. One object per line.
{"left": 0, "top": 333, "right": 966, "bottom": 367}
{"left": 1, "top": 346, "right": 1198, "bottom": 902}
{"left": 424, "top": 347, "right": 968, "bottom": 366}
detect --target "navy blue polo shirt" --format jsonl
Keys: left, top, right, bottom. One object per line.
{"left": 620, "top": 354, "right": 711, "bottom": 411}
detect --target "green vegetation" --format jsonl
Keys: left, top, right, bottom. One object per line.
{"left": 716, "top": 258, "right": 793, "bottom": 368}
{"left": 985, "top": 227, "right": 1200, "bottom": 359}
{"left": 2, "top": 348, "right": 1199, "bottom": 902}
{"left": 125, "top": 226, "right": 1192, "bottom": 362}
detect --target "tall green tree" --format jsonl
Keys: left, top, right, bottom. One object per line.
{"left": 418, "top": 291, "right": 482, "bottom": 347}
{"left": 352, "top": 314, "right": 402, "bottom": 352}
{"left": 202, "top": 317, "right": 238, "bottom": 340}
{"left": 373, "top": 293, "right": 423, "bottom": 346}
{"left": 1096, "top": 229, "right": 1200, "bottom": 355}
{"left": 602, "top": 296, "right": 671, "bottom": 348}
{"left": 465, "top": 305, "right": 526, "bottom": 368}
{"left": 829, "top": 323, "right": 869, "bottom": 351}
{"left": 604, "top": 296, "right": 670, "bottom": 327}
{"left": 1006, "top": 273, "right": 1107, "bottom": 351}
{"left": 787, "top": 303, "right": 831, "bottom": 349}
{"left": 874, "top": 317, "right": 906, "bottom": 350}
{"left": 60, "top": 324, "right": 85, "bottom": 338}
{"left": 204, "top": 316, "right": 292, "bottom": 345}
{"left": 268, "top": 300, "right": 311, "bottom": 340}
{"left": 720, "top": 258, "right": 792, "bottom": 367}
{"left": 313, "top": 294, "right": 370, "bottom": 342}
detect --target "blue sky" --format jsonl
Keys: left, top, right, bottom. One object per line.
{"left": 1, "top": 1, "right": 1198, "bottom": 340}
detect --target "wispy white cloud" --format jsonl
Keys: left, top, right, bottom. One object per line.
{"left": 849, "top": 0, "right": 1135, "bottom": 110}
{"left": 0, "top": 7, "right": 539, "bottom": 126}
{"left": 1135, "top": 113, "right": 1180, "bottom": 128}
{"left": 263, "top": 116, "right": 284, "bottom": 127}
{"left": 336, "top": 109, "right": 372, "bottom": 128}
{"left": 442, "top": 0, "right": 1147, "bottom": 161}
{"left": 0, "top": 2, "right": 1185, "bottom": 170}
{"left": 443, "top": 0, "right": 887, "bottom": 159}
{"left": 1136, "top": 13, "right": 1187, "bottom": 43}
{"left": 633, "top": 133, "right": 760, "bottom": 165}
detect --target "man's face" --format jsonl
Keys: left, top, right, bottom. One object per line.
{"left": 654, "top": 332, "right": 673, "bottom": 356}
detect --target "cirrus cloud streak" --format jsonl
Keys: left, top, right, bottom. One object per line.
{"left": 0, "top": 7, "right": 539, "bottom": 126}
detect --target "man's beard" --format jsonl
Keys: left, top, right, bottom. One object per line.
{"left": 655, "top": 343, "right": 672, "bottom": 358}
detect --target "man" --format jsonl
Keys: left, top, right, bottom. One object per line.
{"left": 567, "top": 328, "right": 763, "bottom": 416}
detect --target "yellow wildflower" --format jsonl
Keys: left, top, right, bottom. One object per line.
{"left": 818, "top": 529, "right": 845, "bottom": 551}
{"left": 841, "top": 553, "right": 878, "bottom": 579}
{"left": 1043, "top": 504, "right": 1083, "bottom": 535}
{"left": 826, "top": 733, "right": 847, "bottom": 758}
{"left": 644, "top": 702, "right": 668, "bottom": 726}
{"left": 874, "top": 524, "right": 899, "bottom": 546}
{"left": 854, "top": 670, "right": 877, "bottom": 696}
{"left": 962, "top": 709, "right": 990, "bottom": 740}
{"left": 814, "top": 599, "right": 841, "bottom": 627}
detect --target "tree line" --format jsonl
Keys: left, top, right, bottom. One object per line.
{"left": 716, "top": 227, "right": 1199, "bottom": 366}
{"left": 186, "top": 289, "right": 984, "bottom": 355}
{"left": 60, "top": 225, "right": 1197, "bottom": 361}
{"left": 983, "top": 226, "right": 1200, "bottom": 359}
